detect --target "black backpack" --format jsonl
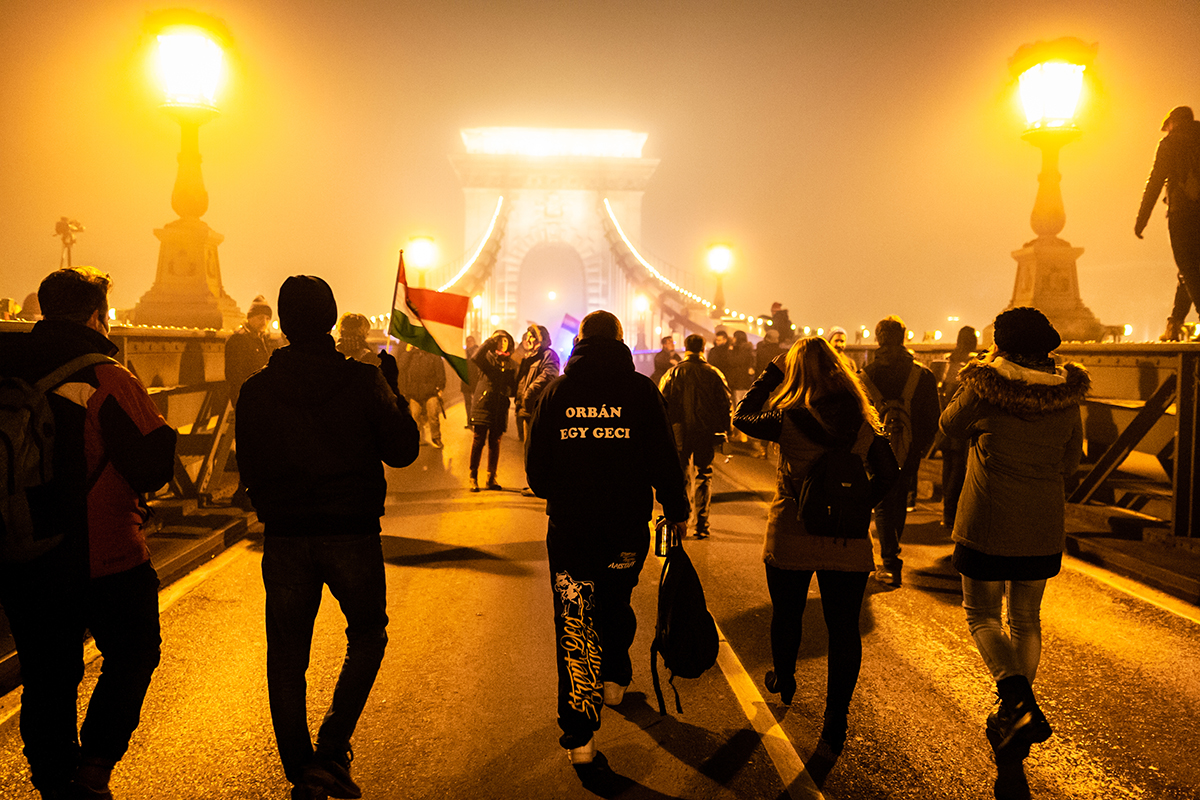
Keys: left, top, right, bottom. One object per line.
{"left": 650, "top": 540, "right": 719, "bottom": 715}
{"left": 795, "top": 445, "right": 872, "bottom": 539}
{"left": 1, "top": 352, "right": 116, "bottom": 563}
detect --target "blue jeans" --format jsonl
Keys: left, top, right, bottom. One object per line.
{"left": 678, "top": 438, "right": 715, "bottom": 534}
{"left": 0, "top": 547, "right": 160, "bottom": 794}
{"left": 261, "top": 532, "right": 388, "bottom": 782}
{"left": 961, "top": 577, "right": 1047, "bottom": 683}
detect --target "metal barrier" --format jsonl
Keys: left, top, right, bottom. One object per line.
{"left": 146, "top": 381, "right": 234, "bottom": 506}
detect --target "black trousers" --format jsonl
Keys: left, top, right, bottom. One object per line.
{"left": 0, "top": 548, "right": 160, "bottom": 794}
{"left": 1168, "top": 209, "right": 1200, "bottom": 322}
{"left": 546, "top": 517, "right": 649, "bottom": 749}
{"left": 763, "top": 565, "right": 868, "bottom": 715}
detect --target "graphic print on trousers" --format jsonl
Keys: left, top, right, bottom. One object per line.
{"left": 555, "top": 570, "right": 602, "bottom": 720}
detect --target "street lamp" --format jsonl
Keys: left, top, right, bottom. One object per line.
{"left": 407, "top": 237, "right": 437, "bottom": 288}
{"left": 633, "top": 293, "right": 649, "bottom": 350}
{"left": 133, "top": 15, "right": 241, "bottom": 330}
{"left": 1002, "top": 38, "right": 1103, "bottom": 342}
{"left": 707, "top": 244, "right": 732, "bottom": 320}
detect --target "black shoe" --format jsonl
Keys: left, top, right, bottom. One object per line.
{"left": 485, "top": 476, "right": 502, "bottom": 491}
{"left": 987, "top": 696, "right": 1052, "bottom": 760}
{"left": 764, "top": 670, "right": 795, "bottom": 705}
{"left": 873, "top": 566, "right": 901, "bottom": 587}
{"left": 692, "top": 529, "right": 709, "bottom": 540}
{"left": 820, "top": 710, "right": 848, "bottom": 755}
{"left": 309, "top": 750, "right": 361, "bottom": 799}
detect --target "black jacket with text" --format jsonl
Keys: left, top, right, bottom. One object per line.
{"left": 525, "top": 336, "right": 689, "bottom": 525}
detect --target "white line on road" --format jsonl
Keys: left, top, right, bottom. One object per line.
{"left": 1064, "top": 554, "right": 1200, "bottom": 626}
{"left": 712, "top": 620, "right": 825, "bottom": 800}
{"left": 0, "top": 539, "right": 255, "bottom": 729}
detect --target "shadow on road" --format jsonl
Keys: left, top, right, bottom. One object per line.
{"left": 380, "top": 535, "right": 539, "bottom": 576}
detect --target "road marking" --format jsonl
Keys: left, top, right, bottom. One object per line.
{"left": 0, "top": 540, "right": 254, "bottom": 729}
{"left": 713, "top": 621, "right": 824, "bottom": 800}
{"left": 1064, "top": 554, "right": 1200, "bottom": 626}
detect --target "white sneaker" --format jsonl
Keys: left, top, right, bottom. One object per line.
{"left": 567, "top": 736, "right": 596, "bottom": 765}
{"left": 603, "top": 682, "right": 628, "bottom": 707}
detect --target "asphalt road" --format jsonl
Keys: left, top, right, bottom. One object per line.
{"left": 1, "top": 406, "right": 1197, "bottom": 799}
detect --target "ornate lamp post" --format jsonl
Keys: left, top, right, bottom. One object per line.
{"left": 1004, "top": 38, "right": 1102, "bottom": 341}
{"left": 707, "top": 244, "right": 732, "bottom": 320}
{"left": 133, "top": 20, "right": 242, "bottom": 329}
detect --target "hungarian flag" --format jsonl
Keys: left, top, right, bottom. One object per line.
{"left": 389, "top": 252, "right": 470, "bottom": 382}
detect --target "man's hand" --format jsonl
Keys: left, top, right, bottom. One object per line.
{"left": 378, "top": 350, "right": 401, "bottom": 397}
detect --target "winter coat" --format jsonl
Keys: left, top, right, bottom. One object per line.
{"left": 940, "top": 358, "right": 1088, "bottom": 559}
{"left": 727, "top": 341, "right": 756, "bottom": 391}
{"left": 650, "top": 348, "right": 681, "bottom": 385}
{"left": 515, "top": 345, "right": 560, "bottom": 420}
{"left": 1, "top": 320, "right": 177, "bottom": 577}
{"left": 707, "top": 342, "right": 734, "bottom": 382}
{"left": 860, "top": 345, "right": 941, "bottom": 471}
{"left": 525, "top": 335, "right": 690, "bottom": 525}
{"left": 735, "top": 363, "right": 898, "bottom": 571}
{"left": 658, "top": 352, "right": 732, "bottom": 446}
{"left": 225, "top": 325, "right": 273, "bottom": 404}
{"left": 1137, "top": 118, "right": 1200, "bottom": 232}
{"left": 236, "top": 335, "right": 420, "bottom": 533}
{"left": 405, "top": 348, "right": 446, "bottom": 403}
{"left": 469, "top": 335, "right": 517, "bottom": 431}
{"left": 755, "top": 340, "right": 784, "bottom": 376}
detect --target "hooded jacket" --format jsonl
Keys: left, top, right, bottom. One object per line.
{"left": 469, "top": 331, "right": 517, "bottom": 430}
{"left": 1, "top": 320, "right": 176, "bottom": 577}
{"left": 735, "top": 363, "right": 898, "bottom": 571}
{"left": 1137, "top": 118, "right": 1200, "bottom": 232}
{"left": 525, "top": 335, "right": 689, "bottom": 525}
{"left": 235, "top": 335, "right": 419, "bottom": 533}
{"left": 515, "top": 334, "right": 560, "bottom": 420}
{"left": 940, "top": 357, "right": 1089, "bottom": 558}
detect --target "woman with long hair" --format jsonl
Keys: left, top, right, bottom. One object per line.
{"left": 941, "top": 307, "right": 1088, "bottom": 795}
{"left": 734, "top": 336, "right": 898, "bottom": 754}
{"left": 468, "top": 330, "right": 516, "bottom": 491}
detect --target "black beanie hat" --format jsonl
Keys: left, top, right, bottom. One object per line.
{"left": 247, "top": 295, "right": 272, "bottom": 318}
{"left": 278, "top": 276, "right": 337, "bottom": 342}
{"left": 993, "top": 307, "right": 1061, "bottom": 356}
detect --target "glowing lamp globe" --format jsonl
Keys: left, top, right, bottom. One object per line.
{"left": 1018, "top": 61, "right": 1085, "bottom": 130}
{"left": 706, "top": 245, "right": 733, "bottom": 275}
{"left": 407, "top": 237, "right": 438, "bottom": 270}
{"left": 157, "top": 31, "right": 224, "bottom": 109}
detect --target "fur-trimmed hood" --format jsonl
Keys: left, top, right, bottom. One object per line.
{"left": 958, "top": 358, "right": 1090, "bottom": 416}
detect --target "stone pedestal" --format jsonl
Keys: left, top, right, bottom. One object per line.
{"left": 1007, "top": 235, "right": 1103, "bottom": 342}
{"left": 132, "top": 218, "right": 241, "bottom": 330}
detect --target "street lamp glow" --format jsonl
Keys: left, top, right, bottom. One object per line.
{"left": 634, "top": 294, "right": 649, "bottom": 313}
{"left": 548, "top": 291, "right": 557, "bottom": 301}
{"left": 157, "top": 31, "right": 224, "bottom": 107}
{"left": 1019, "top": 61, "right": 1085, "bottom": 129}
{"left": 407, "top": 237, "right": 437, "bottom": 270}
{"left": 706, "top": 245, "right": 733, "bottom": 274}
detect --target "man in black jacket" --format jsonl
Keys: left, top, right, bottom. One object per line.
{"left": 860, "top": 316, "right": 940, "bottom": 588}
{"left": 659, "top": 334, "right": 732, "bottom": 539}
{"left": 0, "top": 267, "right": 176, "bottom": 800}
{"left": 236, "top": 276, "right": 420, "bottom": 800}
{"left": 525, "top": 310, "right": 689, "bottom": 775}
{"left": 1136, "top": 105, "right": 1200, "bottom": 342}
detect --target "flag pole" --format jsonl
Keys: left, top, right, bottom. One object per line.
{"left": 387, "top": 250, "right": 406, "bottom": 345}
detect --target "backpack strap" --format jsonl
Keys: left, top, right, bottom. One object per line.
{"left": 34, "top": 353, "right": 119, "bottom": 394}
{"left": 898, "top": 364, "right": 921, "bottom": 406}
{"left": 858, "top": 370, "right": 883, "bottom": 407}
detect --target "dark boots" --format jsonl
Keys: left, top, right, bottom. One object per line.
{"left": 989, "top": 675, "right": 1052, "bottom": 758}
{"left": 1160, "top": 317, "right": 1185, "bottom": 342}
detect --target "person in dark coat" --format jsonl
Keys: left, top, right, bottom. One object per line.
{"left": 941, "top": 307, "right": 1088, "bottom": 791}
{"left": 235, "top": 275, "right": 420, "bottom": 800}
{"left": 404, "top": 345, "right": 447, "bottom": 448}
{"left": 1136, "top": 105, "right": 1200, "bottom": 342}
{"left": 859, "top": 315, "right": 940, "bottom": 587}
{"left": 468, "top": 330, "right": 517, "bottom": 491}
{"left": 461, "top": 335, "right": 479, "bottom": 428}
{"left": 225, "top": 295, "right": 274, "bottom": 405}
{"left": 525, "top": 310, "right": 689, "bottom": 775}
{"left": 515, "top": 324, "right": 560, "bottom": 445}
{"left": 734, "top": 336, "right": 898, "bottom": 754}
{"left": 649, "top": 334, "right": 681, "bottom": 385}
{"left": 659, "top": 334, "right": 732, "bottom": 538}
{"left": 706, "top": 330, "right": 733, "bottom": 380}
{"left": 0, "top": 267, "right": 176, "bottom": 800}
{"left": 939, "top": 325, "right": 978, "bottom": 529}
{"left": 335, "top": 313, "right": 381, "bottom": 367}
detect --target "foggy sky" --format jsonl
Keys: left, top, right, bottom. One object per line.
{"left": 3, "top": 0, "right": 1199, "bottom": 340}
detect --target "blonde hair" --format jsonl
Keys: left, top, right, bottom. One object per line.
{"left": 769, "top": 336, "right": 881, "bottom": 430}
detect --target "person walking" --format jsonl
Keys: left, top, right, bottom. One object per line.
{"left": 334, "top": 313, "right": 381, "bottom": 366}
{"left": 733, "top": 336, "right": 898, "bottom": 755}
{"left": 404, "top": 344, "right": 447, "bottom": 448}
{"left": 649, "top": 334, "right": 681, "bottom": 385}
{"left": 235, "top": 275, "right": 420, "bottom": 800}
{"left": 659, "top": 334, "right": 732, "bottom": 539}
{"left": 706, "top": 330, "right": 733, "bottom": 380}
{"left": 225, "top": 295, "right": 275, "bottom": 510}
{"left": 525, "top": 310, "right": 689, "bottom": 779}
{"left": 461, "top": 335, "right": 479, "bottom": 428}
{"left": 940, "top": 307, "right": 1087, "bottom": 796}
{"left": 859, "top": 315, "right": 940, "bottom": 587}
{"left": 938, "top": 325, "right": 978, "bottom": 529}
{"left": 728, "top": 330, "right": 756, "bottom": 431}
{"left": 468, "top": 330, "right": 517, "bottom": 491}
{"left": 0, "top": 266, "right": 177, "bottom": 800}
{"left": 1136, "top": 105, "right": 1200, "bottom": 342}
